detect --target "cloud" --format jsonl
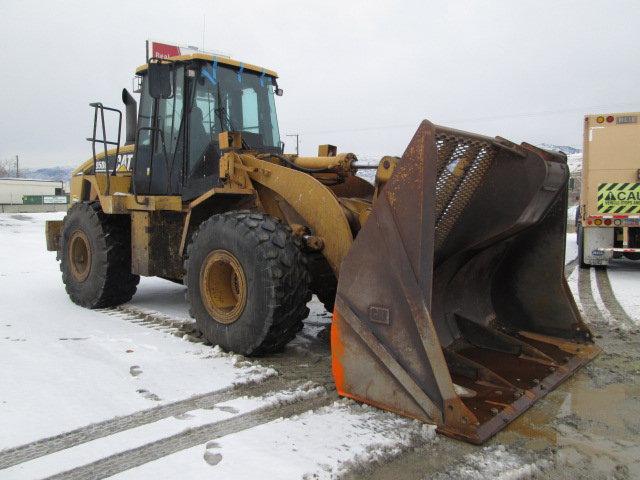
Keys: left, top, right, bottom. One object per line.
{"left": 1, "top": 0, "right": 638, "bottom": 166}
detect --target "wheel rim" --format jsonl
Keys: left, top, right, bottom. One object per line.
{"left": 200, "top": 249, "right": 247, "bottom": 324}
{"left": 68, "top": 229, "right": 92, "bottom": 282}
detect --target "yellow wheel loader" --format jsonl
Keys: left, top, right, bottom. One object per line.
{"left": 45, "top": 52, "right": 600, "bottom": 443}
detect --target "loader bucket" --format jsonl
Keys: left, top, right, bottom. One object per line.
{"left": 332, "top": 120, "right": 600, "bottom": 444}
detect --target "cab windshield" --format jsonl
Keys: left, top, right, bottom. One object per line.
{"left": 188, "top": 63, "right": 281, "bottom": 172}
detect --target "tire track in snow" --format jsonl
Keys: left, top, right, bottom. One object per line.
{"left": 564, "top": 258, "right": 578, "bottom": 279}
{"left": 0, "top": 304, "right": 333, "bottom": 471}
{"left": 576, "top": 267, "right": 606, "bottom": 325}
{"left": 44, "top": 394, "right": 332, "bottom": 480}
{"left": 594, "top": 268, "right": 637, "bottom": 330}
{"left": 104, "top": 306, "right": 203, "bottom": 341}
{"left": 0, "top": 377, "right": 289, "bottom": 470}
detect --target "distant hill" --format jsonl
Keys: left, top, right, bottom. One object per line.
{"left": 538, "top": 143, "right": 581, "bottom": 155}
{"left": 537, "top": 144, "right": 582, "bottom": 174}
{"left": 19, "top": 166, "right": 75, "bottom": 182}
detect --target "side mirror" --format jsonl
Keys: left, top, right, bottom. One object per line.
{"left": 275, "top": 88, "right": 283, "bottom": 97}
{"left": 148, "top": 61, "right": 173, "bottom": 99}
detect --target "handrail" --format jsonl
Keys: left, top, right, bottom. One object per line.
{"left": 86, "top": 103, "right": 122, "bottom": 195}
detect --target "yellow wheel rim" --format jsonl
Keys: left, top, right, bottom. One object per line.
{"left": 68, "top": 229, "right": 92, "bottom": 282}
{"left": 200, "top": 249, "right": 247, "bottom": 324}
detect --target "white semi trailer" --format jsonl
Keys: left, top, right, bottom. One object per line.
{"left": 578, "top": 112, "right": 640, "bottom": 267}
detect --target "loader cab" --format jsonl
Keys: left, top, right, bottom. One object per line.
{"left": 133, "top": 57, "right": 283, "bottom": 200}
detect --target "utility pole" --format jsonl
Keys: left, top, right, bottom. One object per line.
{"left": 286, "top": 134, "right": 299, "bottom": 156}
{"left": 15, "top": 155, "right": 19, "bottom": 178}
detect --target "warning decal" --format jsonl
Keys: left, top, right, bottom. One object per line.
{"left": 597, "top": 183, "right": 640, "bottom": 214}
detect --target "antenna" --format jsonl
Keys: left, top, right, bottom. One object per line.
{"left": 202, "top": 15, "right": 206, "bottom": 51}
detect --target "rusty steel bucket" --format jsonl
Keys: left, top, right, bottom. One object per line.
{"left": 332, "top": 120, "right": 600, "bottom": 444}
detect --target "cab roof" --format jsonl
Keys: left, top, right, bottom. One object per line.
{"left": 135, "top": 53, "right": 278, "bottom": 78}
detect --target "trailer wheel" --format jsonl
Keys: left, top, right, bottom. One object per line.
{"left": 58, "top": 202, "right": 139, "bottom": 308}
{"left": 577, "top": 223, "right": 589, "bottom": 269}
{"left": 185, "top": 211, "right": 311, "bottom": 355}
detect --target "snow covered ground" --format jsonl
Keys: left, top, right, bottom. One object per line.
{"left": 112, "top": 401, "right": 435, "bottom": 480}
{"left": 0, "top": 213, "right": 276, "bottom": 448}
{"left": 1, "top": 212, "right": 638, "bottom": 480}
{"left": 0, "top": 213, "right": 438, "bottom": 479}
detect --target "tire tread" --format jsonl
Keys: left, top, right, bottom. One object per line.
{"left": 184, "top": 210, "right": 311, "bottom": 355}
{"left": 59, "top": 202, "right": 139, "bottom": 308}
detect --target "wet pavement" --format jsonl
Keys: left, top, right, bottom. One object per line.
{"left": 348, "top": 260, "right": 640, "bottom": 480}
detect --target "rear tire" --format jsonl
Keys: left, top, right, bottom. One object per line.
{"left": 576, "top": 205, "right": 589, "bottom": 269}
{"left": 577, "top": 222, "right": 589, "bottom": 269}
{"left": 185, "top": 211, "right": 311, "bottom": 355}
{"left": 58, "top": 202, "right": 139, "bottom": 308}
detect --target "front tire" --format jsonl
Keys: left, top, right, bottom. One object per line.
{"left": 185, "top": 211, "right": 311, "bottom": 355}
{"left": 59, "top": 202, "right": 139, "bottom": 308}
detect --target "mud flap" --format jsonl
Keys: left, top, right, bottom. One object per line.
{"left": 332, "top": 121, "right": 600, "bottom": 444}
{"left": 45, "top": 220, "right": 63, "bottom": 251}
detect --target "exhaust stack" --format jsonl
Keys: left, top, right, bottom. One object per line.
{"left": 121, "top": 88, "right": 137, "bottom": 146}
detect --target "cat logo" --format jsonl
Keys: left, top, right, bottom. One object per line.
{"left": 94, "top": 153, "right": 132, "bottom": 173}
{"left": 116, "top": 153, "right": 132, "bottom": 172}
{"left": 598, "top": 183, "right": 640, "bottom": 214}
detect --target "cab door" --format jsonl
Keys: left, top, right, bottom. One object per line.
{"left": 133, "top": 66, "right": 186, "bottom": 196}
{"left": 182, "top": 66, "right": 223, "bottom": 201}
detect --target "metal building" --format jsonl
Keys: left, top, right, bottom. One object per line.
{"left": 0, "top": 178, "right": 67, "bottom": 212}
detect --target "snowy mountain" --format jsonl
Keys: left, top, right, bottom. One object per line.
{"left": 535, "top": 145, "right": 582, "bottom": 174}
{"left": 538, "top": 143, "right": 581, "bottom": 155}
{"left": 23, "top": 166, "right": 75, "bottom": 182}
{"left": 565, "top": 152, "right": 583, "bottom": 175}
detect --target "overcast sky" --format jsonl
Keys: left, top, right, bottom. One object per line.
{"left": 1, "top": 0, "right": 639, "bottom": 168}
